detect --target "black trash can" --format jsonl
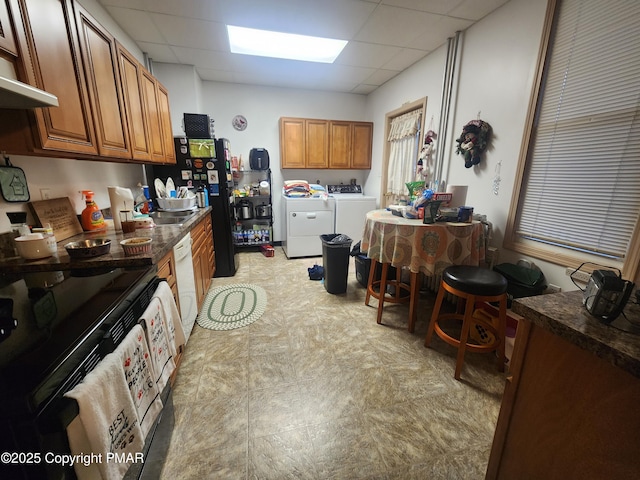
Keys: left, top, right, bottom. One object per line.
{"left": 350, "top": 241, "right": 397, "bottom": 288}
{"left": 320, "top": 233, "right": 353, "bottom": 294}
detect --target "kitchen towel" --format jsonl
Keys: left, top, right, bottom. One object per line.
{"left": 152, "top": 280, "right": 186, "bottom": 355}
{"left": 65, "top": 346, "right": 145, "bottom": 480}
{"left": 114, "top": 324, "right": 163, "bottom": 439}
{"left": 108, "top": 186, "right": 134, "bottom": 231}
{"left": 66, "top": 416, "right": 102, "bottom": 480}
{"left": 140, "top": 297, "right": 176, "bottom": 392}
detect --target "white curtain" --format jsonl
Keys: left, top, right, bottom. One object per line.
{"left": 386, "top": 109, "right": 422, "bottom": 196}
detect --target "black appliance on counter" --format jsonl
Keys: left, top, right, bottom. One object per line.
{"left": 0, "top": 266, "right": 174, "bottom": 480}
{"left": 147, "top": 136, "right": 238, "bottom": 277}
{"left": 249, "top": 148, "right": 269, "bottom": 170}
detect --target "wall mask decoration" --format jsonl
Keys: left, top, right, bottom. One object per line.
{"left": 455, "top": 119, "right": 492, "bottom": 168}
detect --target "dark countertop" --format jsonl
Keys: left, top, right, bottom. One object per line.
{"left": 512, "top": 290, "right": 640, "bottom": 379}
{"left": 0, "top": 207, "right": 212, "bottom": 273}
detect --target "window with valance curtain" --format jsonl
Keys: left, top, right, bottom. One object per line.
{"left": 386, "top": 109, "right": 422, "bottom": 197}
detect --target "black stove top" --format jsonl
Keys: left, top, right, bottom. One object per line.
{"left": 0, "top": 266, "right": 156, "bottom": 413}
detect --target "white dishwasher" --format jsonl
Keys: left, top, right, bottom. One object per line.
{"left": 173, "top": 232, "right": 197, "bottom": 341}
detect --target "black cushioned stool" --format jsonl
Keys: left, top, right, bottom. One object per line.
{"left": 425, "top": 265, "right": 508, "bottom": 380}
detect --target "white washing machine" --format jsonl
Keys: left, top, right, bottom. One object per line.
{"left": 328, "top": 185, "right": 377, "bottom": 244}
{"left": 282, "top": 195, "right": 335, "bottom": 258}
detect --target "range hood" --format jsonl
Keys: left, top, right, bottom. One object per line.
{"left": 0, "top": 75, "right": 58, "bottom": 108}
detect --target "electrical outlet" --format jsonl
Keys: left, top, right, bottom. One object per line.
{"left": 546, "top": 284, "right": 561, "bottom": 294}
{"left": 565, "top": 267, "right": 591, "bottom": 284}
{"left": 40, "top": 188, "right": 51, "bottom": 200}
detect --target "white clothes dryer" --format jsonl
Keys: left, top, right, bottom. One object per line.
{"left": 327, "top": 185, "right": 377, "bottom": 244}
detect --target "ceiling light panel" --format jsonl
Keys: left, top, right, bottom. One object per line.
{"left": 227, "top": 25, "right": 347, "bottom": 63}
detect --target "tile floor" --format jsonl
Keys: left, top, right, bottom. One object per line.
{"left": 161, "top": 248, "right": 506, "bottom": 479}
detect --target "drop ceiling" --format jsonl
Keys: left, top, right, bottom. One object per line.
{"left": 98, "top": 0, "right": 510, "bottom": 94}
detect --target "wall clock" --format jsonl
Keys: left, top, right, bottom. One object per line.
{"left": 232, "top": 114, "right": 247, "bottom": 131}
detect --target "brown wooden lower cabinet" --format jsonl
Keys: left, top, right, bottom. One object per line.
{"left": 156, "top": 248, "right": 183, "bottom": 383}
{"left": 486, "top": 320, "right": 640, "bottom": 479}
{"left": 191, "top": 215, "right": 215, "bottom": 309}
{"left": 157, "top": 248, "right": 179, "bottom": 312}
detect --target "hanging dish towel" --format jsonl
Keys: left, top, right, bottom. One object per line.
{"left": 115, "top": 324, "right": 163, "bottom": 439}
{"left": 140, "top": 297, "right": 176, "bottom": 392}
{"left": 65, "top": 416, "right": 102, "bottom": 480}
{"left": 65, "top": 347, "right": 144, "bottom": 480}
{"left": 152, "top": 280, "right": 185, "bottom": 356}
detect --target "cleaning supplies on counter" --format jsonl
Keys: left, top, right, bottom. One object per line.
{"left": 80, "top": 191, "right": 106, "bottom": 231}
{"left": 108, "top": 186, "right": 134, "bottom": 231}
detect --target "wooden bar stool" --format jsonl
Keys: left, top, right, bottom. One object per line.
{"left": 365, "top": 259, "right": 415, "bottom": 329}
{"left": 424, "top": 265, "right": 508, "bottom": 380}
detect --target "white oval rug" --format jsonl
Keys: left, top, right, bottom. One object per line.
{"left": 196, "top": 283, "right": 267, "bottom": 331}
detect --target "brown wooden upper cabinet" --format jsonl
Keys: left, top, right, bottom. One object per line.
{"left": 0, "top": 0, "right": 17, "bottom": 56}
{"left": 157, "top": 82, "right": 175, "bottom": 164}
{"left": 0, "top": 0, "right": 175, "bottom": 164}
{"left": 74, "top": 3, "right": 130, "bottom": 160}
{"left": 116, "top": 42, "right": 151, "bottom": 162}
{"left": 306, "top": 119, "right": 329, "bottom": 169}
{"left": 280, "top": 116, "right": 373, "bottom": 169}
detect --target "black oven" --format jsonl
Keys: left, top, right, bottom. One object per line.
{"left": 0, "top": 265, "right": 174, "bottom": 480}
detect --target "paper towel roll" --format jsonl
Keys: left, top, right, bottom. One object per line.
{"left": 108, "top": 186, "right": 134, "bottom": 231}
{"left": 446, "top": 185, "right": 468, "bottom": 208}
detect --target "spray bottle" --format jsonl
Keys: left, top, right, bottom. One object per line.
{"left": 81, "top": 190, "right": 106, "bottom": 231}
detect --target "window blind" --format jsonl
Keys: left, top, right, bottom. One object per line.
{"left": 516, "top": 0, "right": 640, "bottom": 260}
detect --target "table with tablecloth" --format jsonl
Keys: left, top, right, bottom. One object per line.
{"left": 361, "top": 209, "right": 486, "bottom": 331}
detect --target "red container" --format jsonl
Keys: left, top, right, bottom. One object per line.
{"left": 260, "top": 244, "right": 275, "bottom": 257}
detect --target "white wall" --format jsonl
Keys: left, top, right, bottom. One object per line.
{"left": 151, "top": 63, "right": 203, "bottom": 135}
{"left": 157, "top": 69, "right": 371, "bottom": 242}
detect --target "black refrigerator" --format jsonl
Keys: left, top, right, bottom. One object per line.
{"left": 147, "top": 137, "right": 239, "bottom": 277}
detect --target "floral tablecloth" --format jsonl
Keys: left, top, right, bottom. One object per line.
{"left": 361, "top": 209, "right": 485, "bottom": 275}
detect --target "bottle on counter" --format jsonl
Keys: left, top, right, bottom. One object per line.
{"left": 80, "top": 190, "right": 106, "bottom": 231}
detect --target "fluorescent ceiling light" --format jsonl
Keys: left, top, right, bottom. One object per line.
{"left": 227, "top": 25, "right": 347, "bottom": 63}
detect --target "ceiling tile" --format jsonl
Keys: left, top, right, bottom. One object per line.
{"left": 410, "top": 16, "right": 473, "bottom": 51}
{"left": 335, "top": 41, "right": 404, "bottom": 69}
{"left": 382, "top": 48, "right": 429, "bottom": 71}
{"left": 149, "top": 14, "right": 228, "bottom": 49}
{"left": 196, "top": 67, "right": 236, "bottom": 83}
{"left": 448, "top": 0, "right": 510, "bottom": 21}
{"left": 351, "top": 83, "right": 378, "bottom": 95}
{"left": 104, "top": 7, "right": 166, "bottom": 43}
{"left": 363, "top": 68, "right": 400, "bottom": 86}
{"left": 136, "top": 42, "right": 181, "bottom": 63}
{"left": 354, "top": 5, "right": 444, "bottom": 48}
{"left": 380, "top": 0, "right": 465, "bottom": 15}
{"left": 169, "top": 46, "right": 233, "bottom": 70}
{"left": 97, "top": 0, "right": 511, "bottom": 94}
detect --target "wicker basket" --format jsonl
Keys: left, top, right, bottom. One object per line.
{"left": 120, "top": 237, "right": 152, "bottom": 256}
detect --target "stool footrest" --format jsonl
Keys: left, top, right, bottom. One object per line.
{"left": 367, "top": 279, "right": 411, "bottom": 305}
{"left": 433, "top": 313, "right": 502, "bottom": 353}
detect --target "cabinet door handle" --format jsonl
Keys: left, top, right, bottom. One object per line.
{"left": 307, "top": 213, "right": 316, "bottom": 219}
